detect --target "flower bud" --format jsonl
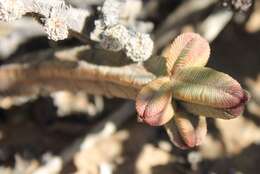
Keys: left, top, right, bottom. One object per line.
{"left": 136, "top": 77, "right": 174, "bottom": 126}
{"left": 165, "top": 109, "right": 207, "bottom": 149}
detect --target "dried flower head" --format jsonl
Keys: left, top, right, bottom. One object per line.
{"left": 35, "top": 0, "right": 69, "bottom": 41}
{"left": 92, "top": 0, "right": 154, "bottom": 62}
{"left": 44, "top": 17, "right": 69, "bottom": 41}
{"left": 125, "top": 31, "right": 154, "bottom": 62}
{"left": 0, "top": 0, "right": 25, "bottom": 22}
{"left": 100, "top": 24, "right": 129, "bottom": 51}
{"left": 136, "top": 32, "right": 250, "bottom": 149}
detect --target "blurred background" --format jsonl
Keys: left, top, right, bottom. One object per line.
{"left": 1, "top": 0, "right": 260, "bottom": 173}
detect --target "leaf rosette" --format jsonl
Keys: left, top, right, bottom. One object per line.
{"left": 136, "top": 32, "right": 249, "bottom": 149}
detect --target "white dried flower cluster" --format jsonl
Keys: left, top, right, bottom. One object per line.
{"left": 92, "top": 0, "right": 154, "bottom": 62}
{"left": 100, "top": 24, "right": 153, "bottom": 62}
{"left": 100, "top": 24, "right": 128, "bottom": 51}
{"left": 43, "top": 16, "right": 69, "bottom": 41}
{"left": 34, "top": 0, "right": 69, "bottom": 40}
{"left": 0, "top": 0, "right": 26, "bottom": 22}
{"left": 125, "top": 31, "right": 154, "bottom": 62}
{"left": 0, "top": 0, "right": 90, "bottom": 41}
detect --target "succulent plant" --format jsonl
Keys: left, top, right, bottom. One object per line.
{"left": 136, "top": 32, "right": 250, "bottom": 149}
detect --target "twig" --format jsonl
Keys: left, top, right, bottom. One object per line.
{"left": 246, "top": 0, "right": 260, "bottom": 33}
{"left": 155, "top": 0, "right": 217, "bottom": 38}
{"left": 154, "top": 0, "right": 233, "bottom": 51}
{"left": 197, "top": 9, "right": 233, "bottom": 42}
{"left": 154, "top": 0, "right": 217, "bottom": 52}
{"left": 0, "top": 46, "right": 155, "bottom": 100}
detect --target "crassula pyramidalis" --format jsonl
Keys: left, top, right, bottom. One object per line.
{"left": 136, "top": 32, "right": 249, "bottom": 149}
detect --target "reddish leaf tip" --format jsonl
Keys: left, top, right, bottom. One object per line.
{"left": 226, "top": 90, "right": 250, "bottom": 116}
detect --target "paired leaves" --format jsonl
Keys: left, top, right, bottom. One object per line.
{"left": 165, "top": 110, "right": 207, "bottom": 149}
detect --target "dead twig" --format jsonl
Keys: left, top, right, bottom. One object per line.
{"left": 154, "top": 0, "right": 217, "bottom": 51}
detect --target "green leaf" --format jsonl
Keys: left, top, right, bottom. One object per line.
{"left": 165, "top": 107, "right": 207, "bottom": 149}
{"left": 144, "top": 55, "right": 167, "bottom": 76}
{"left": 171, "top": 67, "right": 247, "bottom": 109}
{"left": 179, "top": 101, "right": 245, "bottom": 119}
{"left": 163, "top": 33, "right": 210, "bottom": 76}
{"left": 165, "top": 118, "right": 189, "bottom": 149}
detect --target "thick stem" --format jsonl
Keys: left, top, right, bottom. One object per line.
{"left": 0, "top": 46, "right": 155, "bottom": 100}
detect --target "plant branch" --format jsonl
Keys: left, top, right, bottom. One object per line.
{"left": 0, "top": 46, "right": 155, "bottom": 100}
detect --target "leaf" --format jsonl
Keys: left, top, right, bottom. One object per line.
{"left": 165, "top": 119, "right": 190, "bottom": 150}
{"left": 163, "top": 32, "right": 210, "bottom": 76}
{"left": 165, "top": 108, "right": 207, "bottom": 149}
{"left": 136, "top": 77, "right": 174, "bottom": 126}
{"left": 175, "top": 111, "right": 207, "bottom": 147}
{"left": 179, "top": 101, "right": 245, "bottom": 119}
{"left": 195, "top": 116, "right": 208, "bottom": 145}
{"left": 171, "top": 67, "right": 247, "bottom": 109}
{"left": 144, "top": 55, "right": 167, "bottom": 76}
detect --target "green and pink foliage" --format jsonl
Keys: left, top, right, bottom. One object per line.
{"left": 136, "top": 32, "right": 249, "bottom": 149}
